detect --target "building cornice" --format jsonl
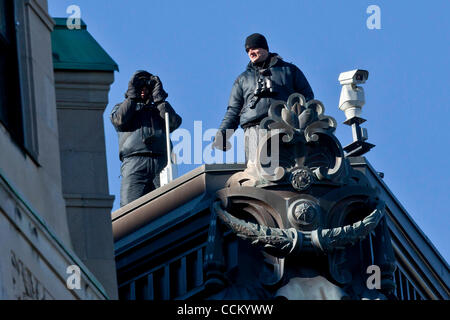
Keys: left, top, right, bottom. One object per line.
{"left": 25, "top": 0, "right": 55, "bottom": 32}
{"left": 64, "top": 193, "right": 115, "bottom": 209}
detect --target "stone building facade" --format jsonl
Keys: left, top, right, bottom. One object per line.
{"left": 0, "top": 0, "right": 118, "bottom": 299}
{"left": 112, "top": 86, "right": 449, "bottom": 300}
{"left": 113, "top": 161, "right": 449, "bottom": 300}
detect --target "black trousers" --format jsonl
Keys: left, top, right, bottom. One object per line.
{"left": 120, "top": 155, "right": 167, "bottom": 207}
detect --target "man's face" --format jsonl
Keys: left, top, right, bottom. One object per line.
{"left": 247, "top": 48, "right": 269, "bottom": 64}
{"left": 140, "top": 86, "right": 150, "bottom": 101}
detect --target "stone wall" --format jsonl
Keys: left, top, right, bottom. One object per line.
{"left": 55, "top": 70, "right": 118, "bottom": 299}
{"left": 0, "top": 0, "right": 113, "bottom": 300}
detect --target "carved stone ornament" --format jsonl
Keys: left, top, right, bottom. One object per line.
{"left": 206, "top": 93, "right": 397, "bottom": 300}
{"left": 213, "top": 200, "right": 384, "bottom": 257}
{"left": 290, "top": 167, "right": 314, "bottom": 191}
{"left": 226, "top": 93, "right": 346, "bottom": 189}
{"left": 288, "top": 199, "right": 321, "bottom": 231}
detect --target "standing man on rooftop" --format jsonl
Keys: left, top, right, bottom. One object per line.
{"left": 213, "top": 33, "right": 314, "bottom": 156}
{"left": 111, "top": 70, "right": 182, "bottom": 207}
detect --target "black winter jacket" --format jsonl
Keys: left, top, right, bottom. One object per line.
{"left": 218, "top": 54, "right": 314, "bottom": 131}
{"left": 111, "top": 98, "right": 182, "bottom": 161}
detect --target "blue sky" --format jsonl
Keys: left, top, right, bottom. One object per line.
{"left": 48, "top": 0, "right": 449, "bottom": 262}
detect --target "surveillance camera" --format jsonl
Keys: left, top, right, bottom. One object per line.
{"left": 338, "top": 69, "right": 369, "bottom": 85}
{"left": 337, "top": 69, "right": 375, "bottom": 156}
{"left": 338, "top": 69, "right": 369, "bottom": 120}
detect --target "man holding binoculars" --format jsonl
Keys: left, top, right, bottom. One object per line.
{"left": 111, "top": 70, "right": 182, "bottom": 207}
{"left": 213, "top": 33, "right": 314, "bottom": 160}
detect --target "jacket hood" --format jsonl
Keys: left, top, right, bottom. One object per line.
{"left": 124, "top": 70, "right": 153, "bottom": 99}
{"left": 133, "top": 70, "right": 153, "bottom": 79}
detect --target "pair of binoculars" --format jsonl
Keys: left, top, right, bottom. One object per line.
{"left": 137, "top": 77, "right": 156, "bottom": 91}
{"left": 254, "top": 68, "right": 275, "bottom": 97}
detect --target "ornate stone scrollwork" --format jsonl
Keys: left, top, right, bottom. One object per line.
{"left": 208, "top": 93, "right": 397, "bottom": 300}
{"left": 233, "top": 94, "right": 347, "bottom": 187}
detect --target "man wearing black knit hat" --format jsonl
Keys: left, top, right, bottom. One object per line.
{"left": 213, "top": 33, "right": 314, "bottom": 158}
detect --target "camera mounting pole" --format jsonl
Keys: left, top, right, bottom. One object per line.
{"left": 342, "top": 116, "right": 375, "bottom": 157}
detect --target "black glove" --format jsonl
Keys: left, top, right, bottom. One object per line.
{"left": 150, "top": 75, "right": 168, "bottom": 104}
{"left": 212, "top": 130, "right": 232, "bottom": 151}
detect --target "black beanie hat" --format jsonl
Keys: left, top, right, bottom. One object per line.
{"left": 245, "top": 33, "right": 269, "bottom": 52}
